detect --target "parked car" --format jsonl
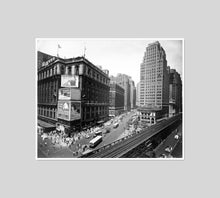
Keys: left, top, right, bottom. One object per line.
{"left": 165, "top": 146, "right": 173, "bottom": 153}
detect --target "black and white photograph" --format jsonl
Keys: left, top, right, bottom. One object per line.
{"left": 36, "top": 38, "right": 184, "bottom": 159}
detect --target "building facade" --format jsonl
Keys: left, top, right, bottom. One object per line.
{"left": 136, "top": 82, "right": 140, "bottom": 107}
{"left": 38, "top": 52, "right": 110, "bottom": 133}
{"left": 139, "top": 41, "right": 169, "bottom": 124}
{"left": 129, "top": 79, "right": 136, "bottom": 109}
{"left": 168, "top": 67, "right": 182, "bottom": 117}
{"left": 113, "top": 74, "right": 131, "bottom": 111}
{"left": 109, "top": 81, "right": 125, "bottom": 116}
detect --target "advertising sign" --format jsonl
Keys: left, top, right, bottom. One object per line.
{"left": 57, "top": 101, "right": 81, "bottom": 121}
{"left": 61, "top": 75, "right": 79, "bottom": 88}
{"left": 59, "top": 88, "right": 71, "bottom": 100}
{"left": 58, "top": 88, "right": 81, "bottom": 100}
{"left": 57, "top": 101, "right": 70, "bottom": 120}
{"left": 70, "top": 102, "right": 81, "bottom": 120}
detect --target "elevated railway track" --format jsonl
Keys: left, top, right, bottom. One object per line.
{"left": 80, "top": 114, "right": 182, "bottom": 158}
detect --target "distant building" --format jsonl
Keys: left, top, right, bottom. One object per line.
{"left": 136, "top": 82, "right": 140, "bottom": 107}
{"left": 129, "top": 79, "right": 136, "bottom": 109}
{"left": 112, "top": 74, "right": 131, "bottom": 111}
{"left": 109, "top": 80, "right": 124, "bottom": 116}
{"left": 168, "top": 67, "right": 182, "bottom": 116}
{"left": 37, "top": 51, "right": 110, "bottom": 133}
{"left": 133, "top": 86, "right": 136, "bottom": 109}
{"left": 139, "top": 41, "right": 169, "bottom": 124}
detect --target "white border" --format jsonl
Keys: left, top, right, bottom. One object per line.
{"left": 35, "top": 38, "right": 184, "bottom": 161}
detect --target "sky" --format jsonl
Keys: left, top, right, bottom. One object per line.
{"left": 37, "top": 39, "right": 183, "bottom": 85}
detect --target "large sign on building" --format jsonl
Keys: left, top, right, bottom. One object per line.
{"left": 58, "top": 88, "right": 81, "bottom": 100}
{"left": 57, "top": 101, "right": 81, "bottom": 121}
{"left": 61, "top": 75, "right": 79, "bottom": 88}
{"left": 70, "top": 102, "right": 81, "bottom": 121}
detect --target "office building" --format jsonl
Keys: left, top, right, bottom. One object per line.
{"left": 168, "top": 67, "right": 182, "bottom": 117}
{"left": 139, "top": 41, "right": 169, "bottom": 124}
{"left": 111, "top": 74, "right": 131, "bottom": 111}
{"left": 136, "top": 82, "right": 140, "bottom": 107}
{"left": 129, "top": 79, "right": 136, "bottom": 109}
{"left": 109, "top": 80, "right": 124, "bottom": 116}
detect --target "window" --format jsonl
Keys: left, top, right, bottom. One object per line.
{"left": 68, "top": 66, "right": 72, "bottom": 75}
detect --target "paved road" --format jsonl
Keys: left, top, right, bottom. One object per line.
{"left": 95, "top": 112, "right": 135, "bottom": 149}
{"left": 171, "top": 137, "right": 182, "bottom": 158}
{"left": 154, "top": 123, "right": 182, "bottom": 158}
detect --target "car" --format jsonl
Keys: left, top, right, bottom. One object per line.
{"left": 174, "top": 135, "right": 179, "bottom": 139}
{"left": 159, "top": 154, "right": 167, "bottom": 158}
{"left": 165, "top": 146, "right": 173, "bottom": 153}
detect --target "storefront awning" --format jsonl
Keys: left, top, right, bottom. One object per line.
{"left": 38, "top": 120, "right": 56, "bottom": 129}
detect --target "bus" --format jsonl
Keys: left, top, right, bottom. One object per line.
{"left": 113, "top": 122, "right": 119, "bottom": 128}
{"left": 89, "top": 135, "right": 102, "bottom": 148}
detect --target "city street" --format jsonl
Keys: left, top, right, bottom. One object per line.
{"left": 38, "top": 111, "right": 137, "bottom": 158}
{"left": 154, "top": 124, "right": 182, "bottom": 158}
{"left": 95, "top": 111, "right": 136, "bottom": 149}
{"left": 37, "top": 39, "right": 183, "bottom": 159}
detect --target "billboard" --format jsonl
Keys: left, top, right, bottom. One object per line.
{"left": 57, "top": 101, "right": 70, "bottom": 120}
{"left": 61, "top": 75, "right": 79, "bottom": 88}
{"left": 70, "top": 102, "right": 81, "bottom": 120}
{"left": 59, "top": 88, "right": 71, "bottom": 100}
{"left": 58, "top": 88, "right": 81, "bottom": 100}
{"left": 57, "top": 101, "right": 81, "bottom": 121}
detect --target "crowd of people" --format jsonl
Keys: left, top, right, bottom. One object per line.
{"left": 38, "top": 112, "right": 137, "bottom": 157}
{"left": 38, "top": 125, "right": 106, "bottom": 157}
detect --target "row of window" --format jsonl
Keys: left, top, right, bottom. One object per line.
{"left": 81, "top": 106, "right": 108, "bottom": 120}
{"left": 86, "top": 67, "right": 109, "bottom": 86}
{"left": 38, "top": 80, "right": 59, "bottom": 103}
{"left": 38, "top": 63, "right": 110, "bottom": 86}
{"left": 38, "top": 107, "right": 57, "bottom": 119}
{"left": 38, "top": 64, "right": 64, "bottom": 80}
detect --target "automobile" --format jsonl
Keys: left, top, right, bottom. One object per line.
{"left": 104, "top": 128, "right": 111, "bottom": 133}
{"left": 159, "top": 154, "right": 167, "bottom": 158}
{"left": 165, "top": 146, "right": 173, "bottom": 153}
{"left": 174, "top": 135, "right": 179, "bottom": 140}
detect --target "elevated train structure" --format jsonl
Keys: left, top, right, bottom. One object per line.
{"left": 80, "top": 113, "right": 182, "bottom": 158}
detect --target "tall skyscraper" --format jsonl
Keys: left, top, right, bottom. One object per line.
{"left": 139, "top": 41, "right": 169, "bottom": 124}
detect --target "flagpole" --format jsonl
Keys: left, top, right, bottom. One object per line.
{"left": 57, "top": 44, "right": 61, "bottom": 57}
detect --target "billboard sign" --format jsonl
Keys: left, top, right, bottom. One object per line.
{"left": 70, "top": 102, "right": 81, "bottom": 120}
{"left": 61, "top": 75, "right": 79, "bottom": 88}
{"left": 58, "top": 88, "right": 81, "bottom": 100}
{"left": 59, "top": 88, "right": 71, "bottom": 100}
{"left": 57, "top": 101, "right": 81, "bottom": 121}
{"left": 57, "top": 101, "right": 70, "bottom": 120}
